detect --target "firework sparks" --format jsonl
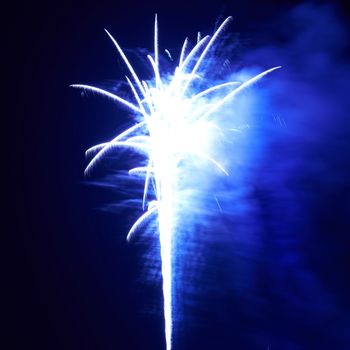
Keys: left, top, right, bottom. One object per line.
{"left": 72, "top": 15, "right": 280, "bottom": 350}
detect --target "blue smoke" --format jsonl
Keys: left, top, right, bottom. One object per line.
{"left": 172, "top": 3, "right": 350, "bottom": 350}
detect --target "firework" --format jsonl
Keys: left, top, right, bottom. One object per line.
{"left": 72, "top": 15, "right": 280, "bottom": 350}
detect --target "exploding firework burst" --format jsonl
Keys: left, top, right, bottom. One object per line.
{"left": 72, "top": 15, "right": 280, "bottom": 350}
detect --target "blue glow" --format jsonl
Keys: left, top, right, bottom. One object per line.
{"left": 72, "top": 16, "right": 279, "bottom": 350}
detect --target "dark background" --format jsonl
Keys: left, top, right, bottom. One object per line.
{"left": 7, "top": 0, "right": 350, "bottom": 349}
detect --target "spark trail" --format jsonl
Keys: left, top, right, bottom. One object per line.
{"left": 72, "top": 16, "right": 280, "bottom": 350}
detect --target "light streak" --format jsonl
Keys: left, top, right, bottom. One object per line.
{"left": 72, "top": 16, "right": 280, "bottom": 350}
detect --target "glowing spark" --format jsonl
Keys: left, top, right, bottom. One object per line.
{"left": 72, "top": 15, "right": 280, "bottom": 350}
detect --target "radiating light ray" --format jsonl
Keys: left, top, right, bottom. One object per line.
{"left": 128, "top": 166, "right": 155, "bottom": 176}
{"left": 73, "top": 15, "right": 280, "bottom": 350}
{"left": 125, "top": 76, "right": 147, "bottom": 114}
{"left": 126, "top": 204, "right": 158, "bottom": 241}
{"left": 176, "top": 35, "right": 210, "bottom": 74}
{"left": 179, "top": 37, "right": 189, "bottom": 67}
{"left": 154, "top": 14, "right": 159, "bottom": 75}
{"left": 85, "top": 121, "right": 146, "bottom": 157}
{"left": 84, "top": 123, "right": 148, "bottom": 176}
{"left": 190, "top": 81, "right": 241, "bottom": 102}
{"left": 180, "top": 17, "right": 233, "bottom": 97}
{"left": 201, "top": 66, "right": 281, "bottom": 121}
{"left": 104, "top": 29, "right": 146, "bottom": 98}
{"left": 70, "top": 84, "right": 143, "bottom": 114}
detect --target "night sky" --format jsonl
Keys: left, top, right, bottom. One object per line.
{"left": 7, "top": 0, "right": 350, "bottom": 349}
